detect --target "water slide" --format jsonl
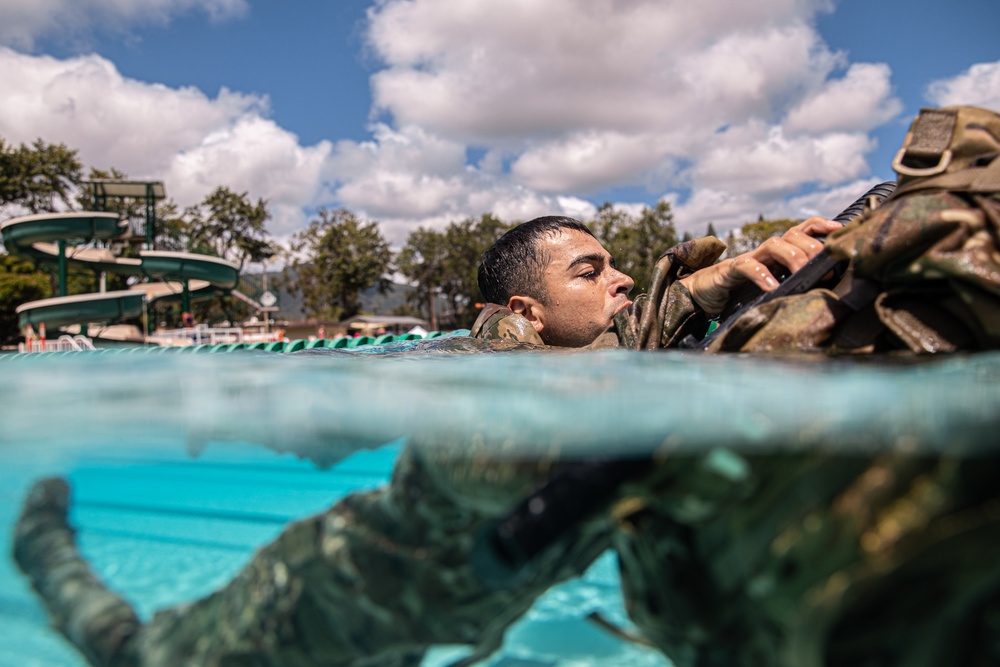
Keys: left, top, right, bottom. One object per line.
{"left": 1, "top": 210, "right": 239, "bottom": 333}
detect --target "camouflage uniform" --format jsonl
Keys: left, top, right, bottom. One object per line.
{"left": 462, "top": 105, "right": 1000, "bottom": 667}
{"left": 613, "top": 105, "right": 1000, "bottom": 667}
{"left": 14, "top": 106, "right": 1000, "bottom": 667}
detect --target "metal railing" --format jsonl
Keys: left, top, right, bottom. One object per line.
{"left": 146, "top": 325, "right": 282, "bottom": 347}
{"left": 19, "top": 335, "right": 97, "bottom": 354}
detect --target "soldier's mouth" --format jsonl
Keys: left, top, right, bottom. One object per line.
{"left": 613, "top": 299, "right": 633, "bottom": 316}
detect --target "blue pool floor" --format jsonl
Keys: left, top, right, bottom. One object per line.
{"left": 0, "top": 441, "right": 669, "bottom": 667}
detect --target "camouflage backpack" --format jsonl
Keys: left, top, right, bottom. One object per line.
{"left": 708, "top": 105, "right": 1000, "bottom": 355}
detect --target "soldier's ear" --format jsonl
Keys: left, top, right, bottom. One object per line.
{"left": 508, "top": 295, "right": 546, "bottom": 334}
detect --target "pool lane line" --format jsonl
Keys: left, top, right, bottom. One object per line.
{"left": 74, "top": 499, "right": 294, "bottom": 524}
{"left": 73, "top": 456, "right": 393, "bottom": 479}
{"left": 78, "top": 526, "right": 259, "bottom": 552}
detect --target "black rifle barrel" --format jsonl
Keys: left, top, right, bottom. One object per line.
{"left": 471, "top": 457, "right": 649, "bottom": 589}
{"left": 472, "top": 181, "right": 897, "bottom": 589}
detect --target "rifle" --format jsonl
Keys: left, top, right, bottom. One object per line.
{"left": 472, "top": 181, "right": 897, "bottom": 589}
{"left": 686, "top": 181, "right": 897, "bottom": 350}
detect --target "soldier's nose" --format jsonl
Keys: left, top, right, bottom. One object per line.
{"left": 613, "top": 271, "right": 634, "bottom": 295}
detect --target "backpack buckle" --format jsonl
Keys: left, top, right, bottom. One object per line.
{"left": 893, "top": 147, "right": 952, "bottom": 177}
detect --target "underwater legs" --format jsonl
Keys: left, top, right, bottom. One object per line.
{"left": 13, "top": 477, "right": 141, "bottom": 667}
{"left": 12, "top": 447, "right": 611, "bottom": 667}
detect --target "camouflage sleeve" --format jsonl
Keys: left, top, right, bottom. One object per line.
{"left": 469, "top": 303, "right": 545, "bottom": 345}
{"left": 704, "top": 191, "right": 1000, "bottom": 354}
{"left": 617, "top": 237, "right": 727, "bottom": 350}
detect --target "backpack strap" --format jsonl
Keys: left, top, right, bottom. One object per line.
{"left": 892, "top": 107, "right": 957, "bottom": 178}
{"left": 893, "top": 106, "right": 1000, "bottom": 196}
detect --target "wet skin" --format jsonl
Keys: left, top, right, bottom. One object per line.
{"left": 508, "top": 216, "right": 842, "bottom": 348}
{"left": 679, "top": 216, "right": 843, "bottom": 317}
{"left": 507, "top": 229, "right": 634, "bottom": 348}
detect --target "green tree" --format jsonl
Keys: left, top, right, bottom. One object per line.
{"left": 286, "top": 208, "right": 393, "bottom": 321}
{"left": 185, "top": 187, "right": 276, "bottom": 269}
{"left": 152, "top": 200, "right": 190, "bottom": 253}
{"left": 0, "top": 254, "right": 49, "bottom": 345}
{"left": 396, "top": 214, "right": 511, "bottom": 329}
{"left": 0, "top": 138, "right": 82, "bottom": 213}
{"left": 727, "top": 216, "right": 800, "bottom": 256}
{"left": 440, "top": 214, "right": 510, "bottom": 327}
{"left": 589, "top": 201, "right": 679, "bottom": 294}
{"left": 395, "top": 226, "right": 447, "bottom": 330}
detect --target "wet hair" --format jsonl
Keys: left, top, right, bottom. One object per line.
{"left": 478, "top": 216, "right": 596, "bottom": 305}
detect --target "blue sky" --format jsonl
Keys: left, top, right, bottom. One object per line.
{"left": 1, "top": 0, "right": 998, "bottom": 245}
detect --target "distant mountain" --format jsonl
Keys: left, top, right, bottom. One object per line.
{"left": 265, "top": 270, "right": 416, "bottom": 321}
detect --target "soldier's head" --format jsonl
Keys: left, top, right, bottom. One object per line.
{"left": 478, "top": 216, "right": 634, "bottom": 347}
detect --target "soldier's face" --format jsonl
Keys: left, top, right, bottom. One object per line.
{"left": 509, "top": 228, "right": 634, "bottom": 347}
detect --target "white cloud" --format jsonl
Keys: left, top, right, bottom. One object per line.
{"left": 325, "top": 124, "right": 597, "bottom": 243}
{"left": 168, "top": 116, "right": 334, "bottom": 236}
{"left": 926, "top": 60, "right": 1000, "bottom": 112}
{"left": 0, "top": 0, "right": 248, "bottom": 50}
{"left": 0, "top": 0, "right": 909, "bottom": 248}
{"left": 675, "top": 22, "right": 840, "bottom": 121}
{"left": 671, "top": 176, "right": 887, "bottom": 235}
{"left": 0, "top": 48, "right": 331, "bottom": 238}
{"left": 367, "top": 0, "right": 839, "bottom": 142}
{"left": 361, "top": 0, "right": 899, "bottom": 228}
{"left": 785, "top": 63, "right": 902, "bottom": 134}
{"left": 510, "top": 131, "right": 669, "bottom": 193}
{"left": 692, "top": 121, "right": 873, "bottom": 194}
{"left": 0, "top": 49, "right": 261, "bottom": 173}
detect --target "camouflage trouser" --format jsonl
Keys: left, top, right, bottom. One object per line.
{"left": 614, "top": 452, "right": 1000, "bottom": 667}
{"left": 14, "top": 445, "right": 611, "bottom": 667}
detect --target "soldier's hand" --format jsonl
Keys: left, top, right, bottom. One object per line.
{"left": 679, "top": 216, "right": 842, "bottom": 317}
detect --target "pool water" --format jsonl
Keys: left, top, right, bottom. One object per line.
{"left": 0, "top": 438, "right": 668, "bottom": 667}
{"left": 3, "top": 344, "right": 999, "bottom": 666}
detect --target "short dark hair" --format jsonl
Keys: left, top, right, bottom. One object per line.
{"left": 478, "top": 216, "right": 595, "bottom": 305}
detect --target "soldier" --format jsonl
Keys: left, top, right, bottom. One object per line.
{"left": 604, "top": 105, "right": 1000, "bottom": 667}
{"left": 14, "top": 105, "right": 1000, "bottom": 666}
{"left": 470, "top": 213, "right": 840, "bottom": 349}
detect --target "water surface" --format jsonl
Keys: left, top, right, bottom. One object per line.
{"left": 3, "top": 343, "right": 998, "bottom": 666}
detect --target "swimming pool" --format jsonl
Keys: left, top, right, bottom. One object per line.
{"left": 1, "top": 345, "right": 681, "bottom": 667}
{"left": 1, "top": 440, "right": 671, "bottom": 667}
{"left": 4, "top": 344, "right": 999, "bottom": 666}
